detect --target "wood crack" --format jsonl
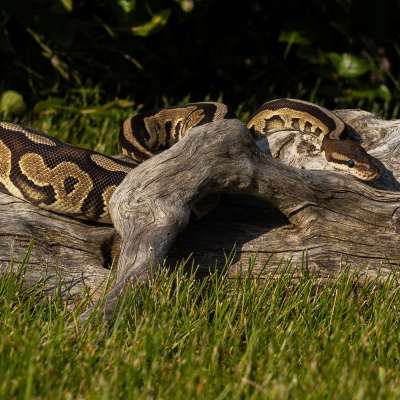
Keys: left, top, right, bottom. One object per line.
{"left": 0, "top": 112, "right": 400, "bottom": 320}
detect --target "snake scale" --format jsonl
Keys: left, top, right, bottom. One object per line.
{"left": 0, "top": 99, "right": 378, "bottom": 223}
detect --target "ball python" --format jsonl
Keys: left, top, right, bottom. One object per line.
{"left": 248, "top": 98, "right": 378, "bottom": 181}
{"left": 0, "top": 99, "right": 378, "bottom": 223}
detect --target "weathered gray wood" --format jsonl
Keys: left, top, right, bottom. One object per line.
{"left": 0, "top": 194, "right": 112, "bottom": 303}
{"left": 1, "top": 110, "right": 400, "bottom": 320}
{"left": 81, "top": 116, "right": 400, "bottom": 320}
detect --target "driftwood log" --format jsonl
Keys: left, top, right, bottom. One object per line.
{"left": 1, "top": 109, "right": 400, "bottom": 320}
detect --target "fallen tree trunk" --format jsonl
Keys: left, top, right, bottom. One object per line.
{"left": 1, "top": 110, "right": 400, "bottom": 318}
{"left": 0, "top": 193, "right": 112, "bottom": 304}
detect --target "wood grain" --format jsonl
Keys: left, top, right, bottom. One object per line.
{"left": 1, "top": 111, "right": 399, "bottom": 319}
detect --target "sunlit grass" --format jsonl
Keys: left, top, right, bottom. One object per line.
{"left": 1, "top": 259, "right": 400, "bottom": 399}
{"left": 12, "top": 88, "right": 252, "bottom": 156}
{"left": 1, "top": 93, "right": 400, "bottom": 398}
{"left": 3, "top": 86, "right": 398, "bottom": 156}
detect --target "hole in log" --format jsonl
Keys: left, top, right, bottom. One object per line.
{"left": 101, "top": 232, "right": 121, "bottom": 269}
{"left": 167, "top": 193, "right": 289, "bottom": 275}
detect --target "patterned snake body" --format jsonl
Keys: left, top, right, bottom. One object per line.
{"left": 0, "top": 99, "right": 378, "bottom": 222}
{"left": 248, "top": 98, "right": 378, "bottom": 181}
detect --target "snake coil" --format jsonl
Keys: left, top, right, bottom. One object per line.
{"left": 0, "top": 99, "right": 378, "bottom": 222}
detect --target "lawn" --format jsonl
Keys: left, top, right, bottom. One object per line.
{"left": 1, "top": 261, "right": 400, "bottom": 399}
{"left": 1, "top": 93, "right": 400, "bottom": 399}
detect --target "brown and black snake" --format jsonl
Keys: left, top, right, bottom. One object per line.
{"left": 0, "top": 99, "right": 378, "bottom": 222}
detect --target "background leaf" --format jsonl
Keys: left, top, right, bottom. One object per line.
{"left": 131, "top": 9, "right": 171, "bottom": 37}
{"left": 278, "top": 30, "right": 310, "bottom": 45}
{"left": 118, "top": 0, "right": 136, "bottom": 14}
{"left": 327, "top": 53, "right": 371, "bottom": 78}
{"left": 0, "top": 91, "right": 26, "bottom": 116}
{"left": 60, "top": 0, "right": 73, "bottom": 12}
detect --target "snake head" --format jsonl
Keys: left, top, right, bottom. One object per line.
{"left": 323, "top": 138, "right": 379, "bottom": 181}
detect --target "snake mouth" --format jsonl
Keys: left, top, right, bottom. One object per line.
{"left": 352, "top": 168, "right": 380, "bottom": 181}
{"left": 348, "top": 156, "right": 380, "bottom": 181}
{"left": 332, "top": 161, "right": 379, "bottom": 181}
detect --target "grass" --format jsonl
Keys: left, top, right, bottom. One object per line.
{"left": 1, "top": 90, "right": 400, "bottom": 398}
{"left": 3, "top": 86, "right": 398, "bottom": 151}
{"left": 1, "top": 261, "right": 400, "bottom": 399}
{"left": 23, "top": 88, "right": 142, "bottom": 155}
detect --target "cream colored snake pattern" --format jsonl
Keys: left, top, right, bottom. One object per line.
{"left": 0, "top": 99, "right": 378, "bottom": 222}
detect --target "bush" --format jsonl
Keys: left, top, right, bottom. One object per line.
{"left": 1, "top": 0, "right": 399, "bottom": 114}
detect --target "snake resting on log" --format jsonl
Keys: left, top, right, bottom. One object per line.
{"left": 0, "top": 99, "right": 379, "bottom": 223}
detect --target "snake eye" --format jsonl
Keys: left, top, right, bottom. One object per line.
{"left": 347, "top": 159, "right": 355, "bottom": 168}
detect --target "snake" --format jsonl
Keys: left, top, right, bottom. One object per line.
{"left": 0, "top": 98, "right": 378, "bottom": 223}
{"left": 248, "top": 98, "right": 378, "bottom": 181}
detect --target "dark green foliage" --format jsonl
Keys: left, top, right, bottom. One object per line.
{"left": 1, "top": 0, "right": 400, "bottom": 114}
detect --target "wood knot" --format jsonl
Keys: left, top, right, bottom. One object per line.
{"left": 390, "top": 207, "right": 400, "bottom": 233}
